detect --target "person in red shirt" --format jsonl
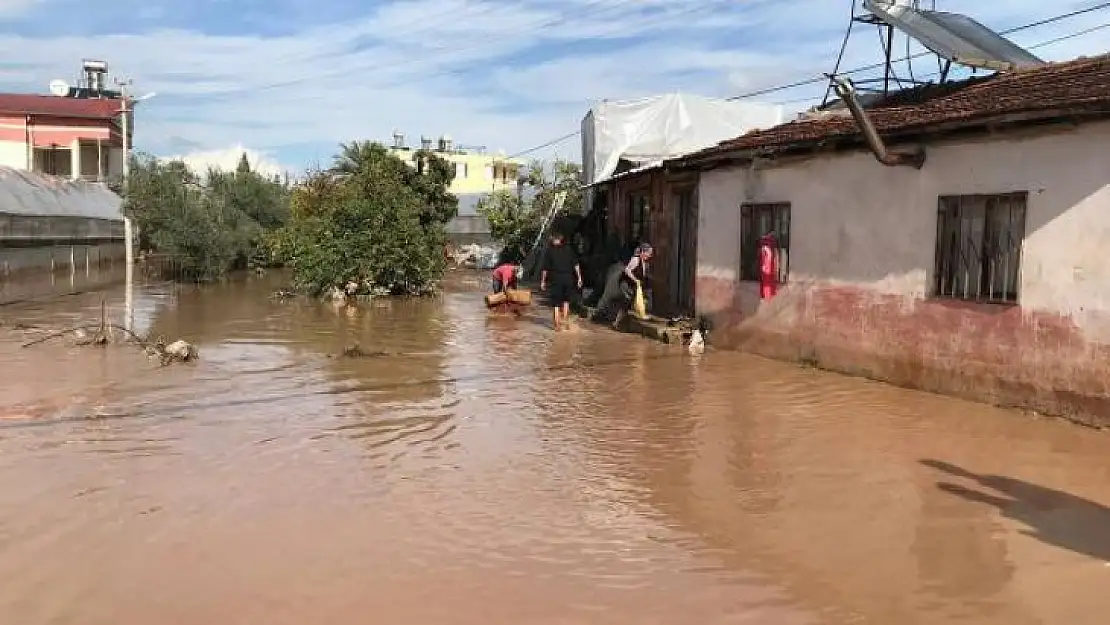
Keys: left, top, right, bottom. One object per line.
{"left": 758, "top": 233, "right": 779, "bottom": 300}
{"left": 491, "top": 262, "right": 519, "bottom": 293}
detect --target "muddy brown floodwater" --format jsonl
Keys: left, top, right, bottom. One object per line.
{"left": 1, "top": 271, "right": 1109, "bottom": 624}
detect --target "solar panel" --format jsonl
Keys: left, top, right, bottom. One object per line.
{"left": 864, "top": 0, "right": 1045, "bottom": 71}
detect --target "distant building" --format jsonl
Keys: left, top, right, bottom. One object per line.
{"left": 388, "top": 132, "right": 526, "bottom": 245}
{"left": 0, "top": 60, "right": 130, "bottom": 285}
{"left": 0, "top": 61, "right": 130, "bottom": 182}
{"left": 386, "top": 132, "right": 525, "bottom": 205}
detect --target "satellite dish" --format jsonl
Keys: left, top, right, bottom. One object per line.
{"left": 49, "top": 79, "right": 69, "bottom": 97}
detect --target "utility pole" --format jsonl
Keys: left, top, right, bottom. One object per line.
{"left": 113, "top": 76, "right": 155, "bottom": 332}
{"left": 115, "top": 77, "right": 135, "bottom": 332}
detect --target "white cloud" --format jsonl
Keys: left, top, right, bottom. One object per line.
{"left": 0, "top": 0, "right": 40, "bottom": 17}
{"left": 164, "top": 144, "right": 288, "bottom": 178}
{"left": 0, "top": 0, "right": 1104, "bottom": 169}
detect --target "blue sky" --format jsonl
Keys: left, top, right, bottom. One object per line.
{"left": 0, "top": 0, "right": 1105, "bottom": 174}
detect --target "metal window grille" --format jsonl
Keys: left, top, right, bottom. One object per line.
{"left": 740, "top": 202, "right": 791, "bottom": 282}
{"left": 934, "top": 192, "right": 1027, "bottom": 304}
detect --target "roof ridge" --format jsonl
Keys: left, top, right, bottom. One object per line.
{"left": 688, "top": 54, "right": 1110, "bottom": 161}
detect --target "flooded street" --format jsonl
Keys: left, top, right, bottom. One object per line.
{"left": 1, "top": 272, "right": 1109, "bottom": 624}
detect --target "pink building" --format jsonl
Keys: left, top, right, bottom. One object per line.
{"left": 0, "top": 93, "right": 125, "bottom": 181}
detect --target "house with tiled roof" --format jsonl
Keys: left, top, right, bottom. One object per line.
{"left": 667, "top": 52, "right": 1110, "bottom": 421}
{"left": 0, "top": 91, "right": 127, "bottom": 182}
{"left": 0, "top": 60, "right": 136, "bottom": 183}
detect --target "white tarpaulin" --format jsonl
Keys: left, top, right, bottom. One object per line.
{"left": 581, "top": 93, "right": 785, "bottom": 186}
{"left": 0, "top": 167, "right": 123, "bottom": 221}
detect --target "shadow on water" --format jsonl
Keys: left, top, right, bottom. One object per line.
{"left": 922, "top": 459, "right": 1110, "bottom": 563}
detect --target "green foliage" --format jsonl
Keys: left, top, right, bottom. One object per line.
{"left": 477, "top": 190, "right": 540, "bottom": 264}
{"left": 478, "top": 158, "right": 582, "bottom": 263}
{"left": 269, "top": 141, "right": 457, "bottom": 297}
{"left": 122, "top": 152, "right": 290, "bottom": 281}
{"left": 526, "top": 159, "right": 583, "bottom": 218}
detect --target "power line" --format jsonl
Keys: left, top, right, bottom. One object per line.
{"left": 242, "top": 0, "right": 661, "bottom": 97}
{"left": 727, "top": 1, "right": 1110, "bottom": 101}
{"left": 510, "top": 12, "right": 1110, "bottom": 162}
{"left": 507, "top": 130, "right": 581, "bottom": 159}
{"left": 365, "top": 1, "right": 726, "bottom": 97}
{"left": 771, "top": 19, "right": 1110, "bottom": 106}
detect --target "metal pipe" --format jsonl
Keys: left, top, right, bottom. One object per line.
{"left": 829, "top": 75, "right": 925, "bottom": 169}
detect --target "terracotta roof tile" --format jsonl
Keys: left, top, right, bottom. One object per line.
{"left": 687, "top": 53, "right": 1110, "bottom": 160}
{"left": 0, "top": 94, "right": 122, "bottom": 119}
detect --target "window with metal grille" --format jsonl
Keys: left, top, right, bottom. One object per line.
{"left": 934, "top": 192, "right": 1027, "bottom": 304}
{"left": 627, "top": 192, "right": 650, "bottom": 244}
{"left": 740, "top": 202, "right": 791, "bottom": 282}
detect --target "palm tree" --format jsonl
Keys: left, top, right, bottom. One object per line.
{"left": 331, "top": 140, "right": 382, "bottom": 176}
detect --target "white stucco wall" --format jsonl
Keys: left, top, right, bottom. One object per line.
{"left": 697, "top": 120, "right": 1110, "bottom": 321}
{"left": 0, "top": 139, "right": 27, "bottom": 170}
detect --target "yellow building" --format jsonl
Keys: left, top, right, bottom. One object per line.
{"left": 387, "top": 132, "right": 524, "bottom": 196}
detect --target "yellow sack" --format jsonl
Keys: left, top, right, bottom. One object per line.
{"left": 631, "top": 283, "right": 648, "bottom": 319}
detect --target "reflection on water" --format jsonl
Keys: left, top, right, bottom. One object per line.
{"left": 0, "top": 271, "right": 1109, "bottom": 624}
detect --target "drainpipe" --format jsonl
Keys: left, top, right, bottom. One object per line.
{"left": 829, "top": 75, "right": 925, "bottom": 169}
{"left": 25, "top": 115, "right": 32, "bottom": 170}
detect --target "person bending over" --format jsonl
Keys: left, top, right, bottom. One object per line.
{"left": 491, "top": 262, "right": 519, "bottom": 293}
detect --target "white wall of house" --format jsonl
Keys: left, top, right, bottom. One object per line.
{"left": 0, "top": 139, "right": 27, "bottom": 170}
{"left": 697, "top": 120, "right": 1110, "bottom": 330}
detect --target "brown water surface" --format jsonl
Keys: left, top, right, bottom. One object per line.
{"left": 1, "top": 271, "right": 1109, "bottom": 624}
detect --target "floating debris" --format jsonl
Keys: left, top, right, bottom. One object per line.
{"left": 145, "top": 338, "right": 199, "bottom": 366}
{"left": 341, "top": 343, "right": 390, "bottom": 358}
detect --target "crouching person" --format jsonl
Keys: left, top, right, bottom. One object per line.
{"left": 491, "top": 261, "right": 520, "bottom": 293}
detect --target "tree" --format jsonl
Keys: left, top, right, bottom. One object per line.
{"left": 477, "top": 190, "right": 541, "bottom": 264}
{"left": 236, "top": 152, "right": 251, "bottom": 174}
{"left": 122, "top": 152, "right": 290, "bottom": 281}
{"left": 271, "top": 141, "right": 457, "bottom": 296}
{"left": 332, "top": 141, "right": 458, "bottom": 225}
{"left": 478, "top": 158, "right": 583, "bottom": 263}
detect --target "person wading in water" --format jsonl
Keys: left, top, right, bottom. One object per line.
{"left": 540, "top": 233, "right": 582, "bottom": 331}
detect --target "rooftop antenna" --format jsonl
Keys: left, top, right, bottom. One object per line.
{"left": 820, "top": 0, "right": 1044, "bottom": 107}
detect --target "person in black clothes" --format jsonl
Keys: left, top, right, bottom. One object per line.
{"left": 540, "top": 232, "right": 583, "bottom": 331}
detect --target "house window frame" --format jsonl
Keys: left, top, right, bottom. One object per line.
{"left": 933, "top": 191, "right": 1027, "bottom": 305}
{"left": 627, "top": 190, "right": 650, "bottom": 244}
{"left": 739, "top": 202, "right": 791, "bottom": 283}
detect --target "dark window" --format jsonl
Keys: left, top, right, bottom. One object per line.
{"left": 740, "top": 202, "right": 791, "bottom": 282}
{"left": 627, "top": 192, "right": 649, "bottom": 244}
{"left": 934, "top": 192, "right": 1026, "bottom": 304}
